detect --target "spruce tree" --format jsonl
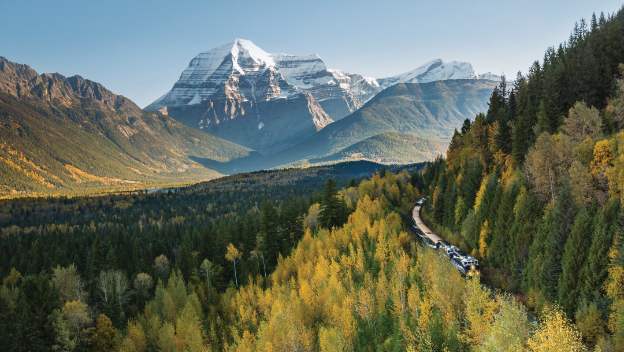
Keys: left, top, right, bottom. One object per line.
{"left": 507, "top": 187, "right": 540, "bottom": 289}
{"left": 539, "top": 185, "right": 576, "bottom": 301}
{"left": 488, "top": 182, "right": 520, "bottom": 270}
{"left": 319, "top": 179, "right": 346, "bottom": 229}
{"left": 259, "top": 201, "right": 280, "bottom": 265}
{"left": 525, "top": 185, "right": 575, "bottom": 300}
{"left": 558, "top": 207, "right": 594, "bottom": 316}
{"left": 580, "top": 198, "right": 620, "bottom": 304}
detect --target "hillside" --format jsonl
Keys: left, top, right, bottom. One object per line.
{"left": 419, "top": 8, "right": 624, "bottom": 350}
{"left": 277, "top": 79, "right": 497, "bottom": 163}
{"left": 311, "top": 132, "right": 446, "bottom": 164}
{"left": 0, "top": 57, "right": 251, "bottom": 197}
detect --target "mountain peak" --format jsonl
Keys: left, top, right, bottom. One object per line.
{"left": 380, "top": 59, "right": 477, "bottom": 87}
{"left": 230, "top": 38, "right": 275, "bottom": 69}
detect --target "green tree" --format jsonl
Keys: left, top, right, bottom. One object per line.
{"left": 319, "top": 179, "right": 347, "bottom": 229}
{"left": 259, "top": 201, "right": 280, "bottom": 265}
{"left": 558, "top": 207, "right": 594, "bottom": 315}
{"left": 525, "top": 185, "right": 575, "bottom": 301}
{"left": 13, "top": 275, "right": 60, "bottom": 352}
{"left": 580, "top": 198, "right": 620, "bottom": 304}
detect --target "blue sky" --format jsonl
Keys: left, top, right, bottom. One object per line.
{"left": 1, "top": 0, "right": 622, "bottom": 107}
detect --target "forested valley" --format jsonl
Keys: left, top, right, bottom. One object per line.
{"left": 0, "top": 167, "right": 597, "bottom": 352}
{"left": 2, "top": 7, "right": 624, "bottom": 352}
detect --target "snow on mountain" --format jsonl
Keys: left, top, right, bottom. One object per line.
{"left": 378, "top": 59, "right": 477, "bottom": 88}
{"left": 146, "top": 39, "right": 501, "bottom": 132}
{"left": 477, "top": 72, "right": 503, "bottom": 81}
{"left": 146, "top": 39, "right": 295, "bottom": 111}
{"left": 271, "top": 54, "right": 380, "bottom": 119}
{"left": 272, "top": 53, "right": 331, "bottom": 89}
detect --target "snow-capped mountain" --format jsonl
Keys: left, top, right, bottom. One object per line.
{"left": 146, "top": 39, "right": 333, "bottom": 153}
{"left": 378, "top": 59, "right": 497, "bottom": 88}
{"left": 147, "top": 40, "right": 381, "bottom": 121}
{"left": 147, "top": 39, "right": 298, "bottom": 110}
{"left": 146, "top": 39, "right": 500, "bottom": 153}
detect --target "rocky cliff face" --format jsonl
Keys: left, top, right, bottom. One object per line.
{"left": 0, "top": 57, "right": 137, "bottom": 113}
{"left": 271, "top": 54, "right": 379, "bottom": 119}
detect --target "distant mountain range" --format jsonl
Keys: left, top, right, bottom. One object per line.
{"left": 146, "top": 39, "right": 499, "bottom": 154}
{"left": 0, "top": 39, "right": 500, "bottom": 196}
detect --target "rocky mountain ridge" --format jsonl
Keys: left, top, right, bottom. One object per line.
{"left": 147, "top": 39, "right": 501, "bottom": 128}
{"left": 0, "top": 57, "right": 251, "bottom": 197}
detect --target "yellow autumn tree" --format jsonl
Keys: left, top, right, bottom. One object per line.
{"left": 225, "top": 243, "right": 242, "bottom": 287}
{"left": 527, "top": 307, "right": 585, "bottom": 352}
{"left": 463, "top": 279, "right": 498, "bottom": 346}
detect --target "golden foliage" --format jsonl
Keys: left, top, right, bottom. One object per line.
{"left": 527, "top": 307, "right": 585, "bottom": 352}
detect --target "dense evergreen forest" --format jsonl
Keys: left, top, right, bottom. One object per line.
{"left": 421, "top": 7, "right": 624, "bottom": 351}
{"left": 0, "top": 161, "right": 410, "bottom": 351}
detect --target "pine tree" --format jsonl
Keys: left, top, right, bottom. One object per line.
{"left": 320, "top": 179, "right": 346, "bottom": 229}
{"left": 488, "top": 182, "right": 520, "bottom": 270}
{"left": 259, "top": 201, "right": 280, "bottom": 265}
{"left": 507, "top": 187, "right": 540, "bottom": 289}
{"left": 535, "top": 100, "right": 550, "bottom": 136}
{"left": 525, "top": 186, "right": 575, "bottom": 300}
{"left": 539, "top": 185, "right": 576, "bottom": 301}
{"left": 558, "top": 207, "right": 594, "bottom": 316}
{"left": 580, "top": 198, "right": 620, "bottom": 304}
{"left": 319, "top": 179, "right": 338, "bottom": 228}
{"left": 13, "top": 275, "right": 61, "bottom": 352}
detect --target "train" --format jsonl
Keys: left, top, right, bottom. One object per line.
{"left": 412, "top": 198, "right": 480, "bottom": 277}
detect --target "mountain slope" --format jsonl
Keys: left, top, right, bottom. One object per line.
{"left": 276, "top": 79, "right": 498, "bottom": 163}
{"left": 310, "top": 132, "right": 446, "bottom": 164}
{"left": 0, "top": 57, "right": 251, "bottom": 197}
{"left": 163, "top": 92, "right": 332, "bottom": 153}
